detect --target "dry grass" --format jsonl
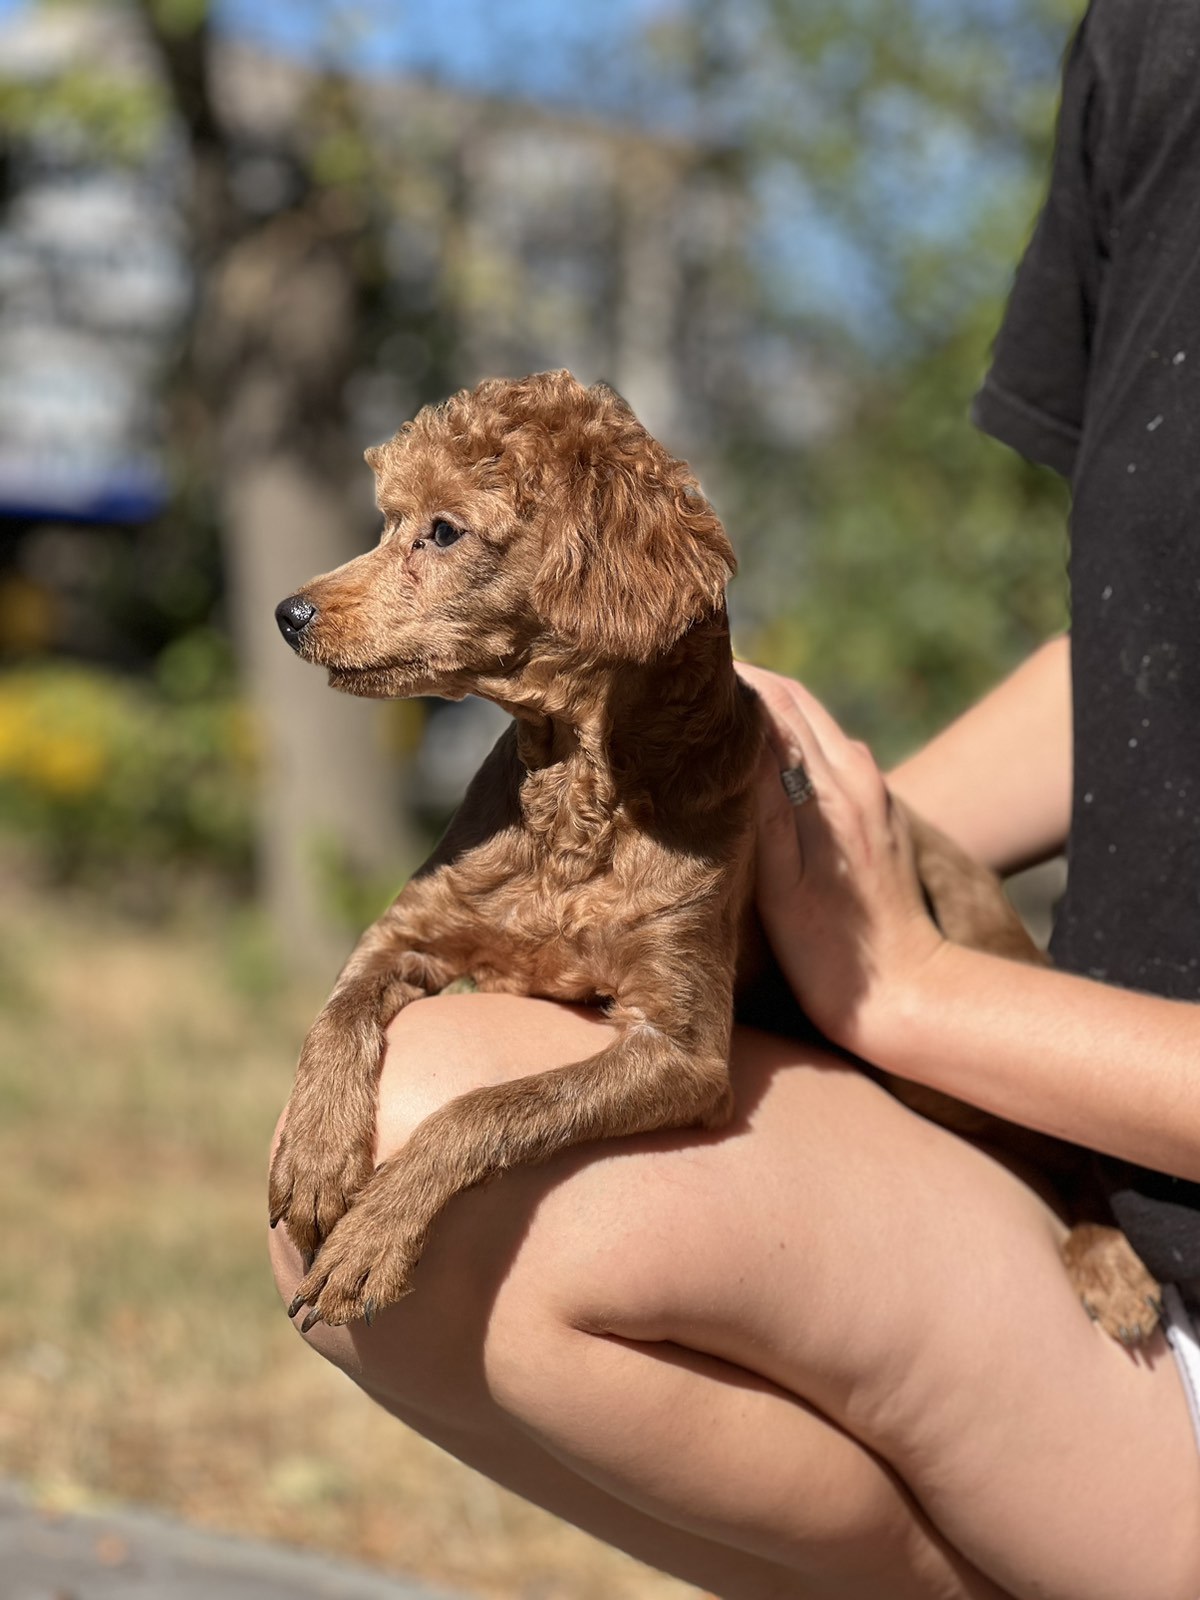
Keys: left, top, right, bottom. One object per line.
{"left": 0, "top": 867, "right": 696, "bottom": 1600}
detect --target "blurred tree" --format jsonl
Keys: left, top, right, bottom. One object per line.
{"left": 0, "top": 0, "right": 1086, "bottom": 926}
{"left": 0, "top": 0, "right": 462, "bottom": 962}
{"left": 131, "top": 0, "right": 442, "bottom": 967}
{"left": 639, "top": 0, "right": 1078, "bottom": 758}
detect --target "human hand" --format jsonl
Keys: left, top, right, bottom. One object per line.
{"left": 737, "top": 662, "right": 946, "bottom": 1059}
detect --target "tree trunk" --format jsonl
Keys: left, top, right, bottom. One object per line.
{"left": 135, "top": 3, "right": 412, "bottom": 971}
{"left": 221, "top": 453, "right": 403, "bottom": 972}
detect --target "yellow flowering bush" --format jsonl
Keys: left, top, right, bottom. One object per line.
{"left": 0, "top": 661, "right": 256, "bottom": 887}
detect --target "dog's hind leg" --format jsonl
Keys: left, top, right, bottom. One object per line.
{"left": 904, "top": 805, "right": 1046, "bottom": 966}
{"left": 286, "top": 1015, "right": 735, "bottom": 1329}
{"left": 269, "top": 890, "right": 456, "bottom": 1260}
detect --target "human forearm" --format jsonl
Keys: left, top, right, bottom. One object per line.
{"left": 751, "top": 666, "right": 1198, "bottom": 1184}
{"left": 888, "top": 636, "right": 1072, "bottom": 875}
{"left": 863, "top": 942, "right": 1200, "bottom": 1181}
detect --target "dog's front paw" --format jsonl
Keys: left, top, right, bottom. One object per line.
{"left": 286, "top": 1187, "right": 424, "bottom": 1330}
{"left": 1062, "top": 1222, "right": 1162, "bottom": 1347}
{"left": 269, "top": 1106, "right": 375, "bottom": 1261}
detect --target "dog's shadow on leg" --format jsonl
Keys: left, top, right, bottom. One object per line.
{"left": 342, "top": 1035, "right": 813, "bottom": 1385}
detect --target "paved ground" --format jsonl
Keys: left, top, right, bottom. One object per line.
{"left": 1, "top": 1483, "right": 464, "bottom": 1600}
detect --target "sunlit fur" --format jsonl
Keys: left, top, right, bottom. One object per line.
{"left": 270, "top": 371, "right": 1158, "bottom": 1344}
{"left": 288, "top": 370, "right": 736, "bottom": 701}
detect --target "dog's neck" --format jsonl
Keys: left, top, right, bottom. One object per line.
{"left": 607, "top": 619, "right": 755, "bottom": 797}
{"left": 471, "top": 613, "right": 758, "bottom": 864}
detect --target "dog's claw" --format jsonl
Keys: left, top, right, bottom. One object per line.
{"left": 300, "top": 1307, "right": 323, "bottom": 1334}
{"left": 287, "top": 1291, "right": 307, "bottom": 1320}
{"left": 363, "top": 1298, "right": 376, "bottom": 1327}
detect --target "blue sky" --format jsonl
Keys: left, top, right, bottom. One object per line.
{"left": 0, "top": 0, "right": 1070, "bottom": 112}
{"left": 0, "top": 0, "right": 672, "bottom": 104}
{"left": 225, "top": 0, "right": 670, "bottom": 93}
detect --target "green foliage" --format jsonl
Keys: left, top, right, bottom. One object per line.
{"left": 310, "top": 833, "right": 411, "bottom": 939}
{"left": 744, "top": 300, "right": 1071, "bottom": 761}
{"left": 696, "top": 0, "right": 1078, "bottom": 754}
{"left": 0, "top": 647, "right": 256, "bottom": 892}
{"left": 1, "top": 0, "right": 1083, "bottom": 797}
{"left": 753, "top": 452, "right": 1069, "bottom": 764}
{"left": 0, "top": 65, "right": 165, "bottom": 165}
{"left": 144, "top": 0, "right": 209, "bottom": 39}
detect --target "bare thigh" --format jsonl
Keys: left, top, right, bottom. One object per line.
{"left": 270, "top": 993, "right": 1200, "bottom": 1600}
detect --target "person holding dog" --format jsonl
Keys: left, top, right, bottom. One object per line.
{"left": 271, "top": 1, "right": 1200, "bottom": 1594}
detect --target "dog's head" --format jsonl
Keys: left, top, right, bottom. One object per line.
{"left": 275, "top": 370, "right": 736, "bottom": 702}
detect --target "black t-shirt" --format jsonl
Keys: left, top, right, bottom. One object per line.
{"left": 973, "top": 0, "right": 1200, "bottom": 1283}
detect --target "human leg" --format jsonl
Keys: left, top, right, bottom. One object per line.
{"left": 269, "top": 994, "right": 1200, "bottom": 1600}
{"left": 271, "top": 998, "right": 1004, "bottom": 1600}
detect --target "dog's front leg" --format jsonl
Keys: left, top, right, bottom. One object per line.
{"left": 287, "top": 1012, "right": 736, "bottom": 1328}
{"left": 269, "top": 897, "right": 453, "bottom": 1260}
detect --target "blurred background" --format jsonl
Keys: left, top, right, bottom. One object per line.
{"left": 0, "top": 0, "right": 1074, "bottom": 1595}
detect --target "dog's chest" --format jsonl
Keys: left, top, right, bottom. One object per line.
{"left": 436, "top": 843, "right": 719, "bottom": 1005}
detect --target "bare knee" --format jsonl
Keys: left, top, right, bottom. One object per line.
{"left": 267, "top": 993, "right": 615, "bottom": 1398}
{"left": 372, "top": 991, "right": 618, "bottom": 1161}
{"left": 268, "top": 1003, "right": 802, "bottom": 1408}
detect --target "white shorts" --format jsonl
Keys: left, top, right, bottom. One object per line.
{"left": 1163, "top": 1282, "right": 1200, "bottom": 1452}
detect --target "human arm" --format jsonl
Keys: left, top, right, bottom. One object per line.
{"left": 741, "top": 663, "right": 1200, "bottom": 1184}
{"left": 874, "top": 939, "right": 1200, "bottom": 1181}
{"left": 886, "top": 634, "right": 1072, "bottom": 876}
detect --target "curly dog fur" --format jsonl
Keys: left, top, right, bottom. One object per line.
{"left": 269, "top": 370, "right": 1158, "bottom": 1342}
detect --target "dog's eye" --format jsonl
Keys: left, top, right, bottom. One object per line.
{"left": 431, "top": 519, "right": 464, "bottom": 549}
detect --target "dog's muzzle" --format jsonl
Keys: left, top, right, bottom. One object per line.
{"left": 275, "top": 595, "right": 316, "bottom": 651}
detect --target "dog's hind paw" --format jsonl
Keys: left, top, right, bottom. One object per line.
{"left": 1081, "top": 1286, "right": 1163, "bottom": 1348}
{"left": 1062, "top": 1222, "right": 1162, "bottom": 1348}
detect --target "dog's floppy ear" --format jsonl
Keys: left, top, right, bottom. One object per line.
{"left": 532, "top": 419, "right": 736, "bottom": 663}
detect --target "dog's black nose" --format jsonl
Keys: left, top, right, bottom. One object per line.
{"left": 275, "top": 595, "right": 316, "bottom": 650}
